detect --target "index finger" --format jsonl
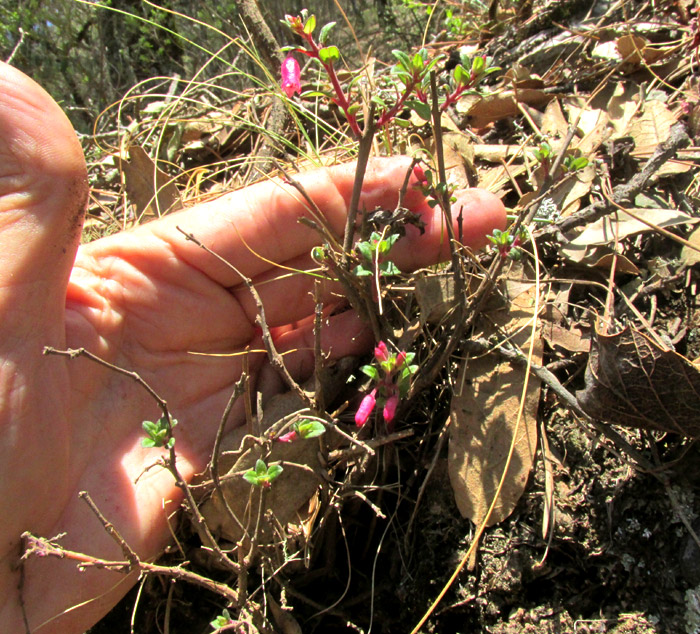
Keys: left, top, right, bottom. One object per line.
{"left": 147, "top": 156, "right": 505, "bottom": 285}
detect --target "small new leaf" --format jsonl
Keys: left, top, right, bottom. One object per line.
{"left": 319, "top": 45, "right": 340, "bottom": 64}
{"left": 318, "top": 21, "right": 336, "bottom": 45}
{"left": 296, "top": 419, "right": 326, "bottom": 439}
{"left": 210, "top": 608, "right": 232, "bottom": 629}
{"left": 361, "top": 364, "right": 380, "bottom": 381}
{"left": 303, "top": 14, "right": 316, "bottom": 34}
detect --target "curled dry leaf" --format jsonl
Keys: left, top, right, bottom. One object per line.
{"left": 119, "top": 145, "right": 183, "bottom": 219}
{"left": 576, "top": 324, "right": 700, "bottom": 437}
{"left": 448, "top": 282, "right": 543, "bottom": 527}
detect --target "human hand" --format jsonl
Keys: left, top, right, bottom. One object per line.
{"left": 0, "top": 62, "right": 505, "bottom": 633}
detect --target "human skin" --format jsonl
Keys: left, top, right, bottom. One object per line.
{"left": 0, "top": 61, "right": 505, "bottom": 633}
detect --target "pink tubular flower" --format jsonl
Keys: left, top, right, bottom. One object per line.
{"left": 383, "top": 393, "right": 399, "bottom": 426}
{"left": 374, "top": 341, "right": 389, "bottom": 363}
{"left": 355, "top": 389, "right": 377, "bottom": 428}
{"left": 281, "top": 55, "right": 301, "bottom": 98}
{"left": 277, "top": 430, "right": 298, "bottom": 443}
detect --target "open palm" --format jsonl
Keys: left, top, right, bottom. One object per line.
{"left": 0, "top": 62, "right": 505, "bottom": 633}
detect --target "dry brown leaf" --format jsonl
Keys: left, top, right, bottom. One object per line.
{"left": 681, "top": 226, "right": 700, "bottom": 267}
{"left": 628, "top": 101, "right": 689, "bottom": 175}
{"left": 472, "top": 144, "right": 532, "bottom": 162}
{"left": 569, "top": 207, "right": 697, "bottom": 247}
{"left": 119, "top": 145, "right": 183, "bottom": 218}
{"left": 267, "top": 594, "right": 303, "bottom": 634}
{"left": 198, "top": 401, "right": 324, "bottom": 545}
{"left": 607, "top": 83, "right": 641, "bottom": 138}
{"left": 448, "top": 283, "right": 542, "bottom": 526}
{"left": 617, "top": 34, "right": 668, "bottom": 68}
{"left": 590, "top": 252, "right": 640, "bottom": 276}
{"left": 441, "top": 131, "right": 475, "bottom": 189}
{"left": 463, "top": 89, "right": 553, "bottom": 129}
{"left": 540, "top": 320, "right": 591, "bottom": 353}
{"left": 541, "top": 99, "right": 569, "bottom": 138}
{"left": 415, "top": 273, "right": 456, "bottom": 325}
{"left": 577, "top": 324, "right": 700, "bottom": 437}
{"left": 503, "top": 64, "right": 545, "bottom": 89}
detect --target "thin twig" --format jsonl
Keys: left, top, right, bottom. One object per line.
{"left": 43, "top": 345, "right": 241, "bottom": 574}
{"left": 342, "top": 109, "right": 377, "bottom": 262}
{"left": 210, "top": 378, "right": 251, "bottom": 543}
{"left": 79, "top": 491, "right": 139, "bottom": 568}
{"left": 176, "top": 226, "right": 312, "bottom": 408}
{"left": 21, "top": 532, "right": 239, "bottom": 604}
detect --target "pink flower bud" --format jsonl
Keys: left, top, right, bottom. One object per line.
{"left": 374, "top": 341, "right": 390, "bottom": 363}
{"left": 412, "top": 163, "right": 427, "bottom": 186}
{"left": 395, "top": 351, "right": 407, "bottom": 369}
{"left": 277, "top": 430, "right": 298, "bottom": 443}
{"left": 281, "top": 55, "right": 301, "bottom": 98}
{"left": 355, "top": 389, "right": 377, "bottom": 428}
{"left": 383, "top": 394, "right": 399, "bottom": 426}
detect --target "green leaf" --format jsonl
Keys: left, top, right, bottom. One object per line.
{"left": 254, "top": 458, "right": 267, "bottom": 475}
{"left": 267, "top": 464, "right": 284, "bottom": 480}
{"left": 391, "top": 49, "right": 412, "bottom": 70}
{"left": 303, "top": 14, "right": 316, "bottom": 34}
{"left": 380, "top": 261, "right": 401, "bottom": 276}
{"left": 318, "top": 21, "right": 336, "bottom": 44}
{"left": 297, "top": 420, "right": 326, "bottom": 439}
{"left": 211, "top": 608, "right": 232, "bottom": 629}
{"left": 353, "top": 265, "right": 373, "bottom": 277}
{"left": 391, "top": 66, "right": 413, "bottom": 83}
{"left": 570, "top": 156, "right": 589, "bottom": 171}
{"left": 407, "top": 99, "right": 431, "bottom": 121}
{"left": 319, "top": 45, "right": 340, "bottom": 64}
{"left": 243, "top": 471, "right": 261, "bottom": 486}
{"left": 141, "top": 438, "right": 157, "bottom": 448}
{"left": 361, "top": 364, "right": 380, "bottom": 381}
{"left": 411, "top": 51, "right": 425, "bottom": 73}
{"left": 356, "top": 241, "right": 373, "bottom": 261}
{"left": 471, "top": 55, "right": 485, "bottom": 75}
{"left": 386, "top": 233, "right": 400, "bottom": 249}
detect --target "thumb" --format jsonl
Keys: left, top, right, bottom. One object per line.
{"left": 0, "top": 62, "right": 87, "bottom": 342}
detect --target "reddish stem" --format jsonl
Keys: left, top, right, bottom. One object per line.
{"left": 302, "top": 32, "right": 362, "bottom": 138}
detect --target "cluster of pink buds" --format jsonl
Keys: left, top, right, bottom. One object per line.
{"left": 355, "top": 341, "right": 417, "bottom": 430}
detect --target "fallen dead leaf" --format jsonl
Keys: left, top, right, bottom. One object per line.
{"left": 681, "top": 226, "right": 700, "bottom": 267}
{"left": 540, "top": 99, "right": 569, "bottom": 139}
{"left": 119, "top": 145, "right": 183, "bottom": 219}
{"left": 577, "top": 324, "right": 700, "bottom": 437}
{"left": 540, "top": 320, "right": 591, "bottom": 353}
{"left": 448, "top": 281, "right": 542, "bottom": 526}
{"left": 627, "top": 100, "right": 690, "bottom": 175}
{"left": 617, "top": 34, "right": 668, "bottom": 68}
{"left": 462, "top": 89, "right": 553, "bottom": 129}
{"left": 197, "top": 362, "right": 356, "bottom": 546}
{"left": 568, "top": 207, "right": 697, "bottom": 247}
